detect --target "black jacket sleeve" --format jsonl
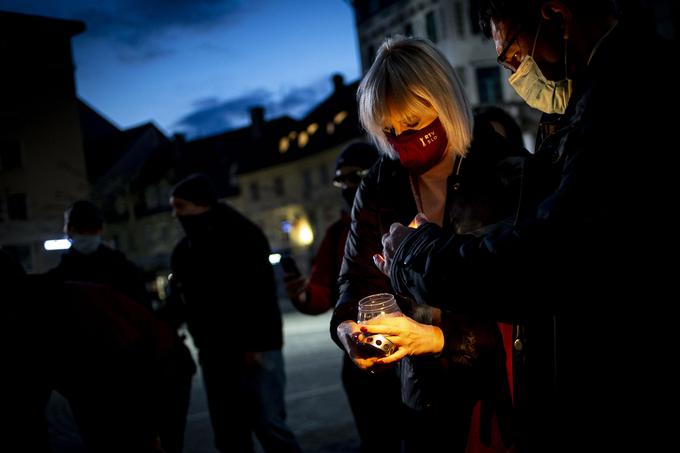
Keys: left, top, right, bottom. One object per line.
{"left": 330, "top": 164, "right": 394, "bottom": 347}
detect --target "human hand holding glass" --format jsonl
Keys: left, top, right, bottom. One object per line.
{"left": 359, "top": 314, "right": 445, "bottom": 365}
{"left": 356, "top": 293, "right": 402, "bottom": 357}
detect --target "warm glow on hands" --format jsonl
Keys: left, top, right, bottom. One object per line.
{"left": 359, "top": 315, "right": 444, "bottom": 364}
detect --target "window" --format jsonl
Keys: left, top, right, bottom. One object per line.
{"left": 334, "top": 111, "right": 348, "bottom": 124}
{"left": 7, "top": 193, "right": 27, "bottom": 220}
{"left": 0, "top": 138, "right": 22, "bottom": 170}
{"left": 476, "top": 66, "right": 503, "bottom": 104}
{"left": 274, "top": 177, "right": 285, "bottom": 197}
{"left": 2, "top": 244, "right": 32, "bottom": 272}
{"left": 404, "top": 22, "right": 413, "bottom": 36}
{"left": 469, "top": 0, "right": 481, "bottom": 35}
{"left": 367, "top": 45, "right": 375, "bottom": 67}
{"left": 297, "top": 131, "right": 309, "bottom": 148}
{"left": 279, "top": 137, "right": 290, "bottom": 153}
{"left": 302, "top": 169, "right": 313, "bottom": 199}
{"left": 455, "top": 66, "right": 467, "bottom": 87}
{"left": 250, "top": 181, "right": 260, "bottom": 201}
{"left": 318, "top": 163, "right": 329, "bottom": 186}
{"left": 426, "top": 11, "right": 438, "bottom": 43}
{"left": 145, "top": 185, "right": 160, "bottom": 209}
{"left": 454, "top": 1, "right": 465, "bottom": 38}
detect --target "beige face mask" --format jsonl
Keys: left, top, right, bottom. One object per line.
{"left": 508, "top": 23, "right": 572, "bottom": 114}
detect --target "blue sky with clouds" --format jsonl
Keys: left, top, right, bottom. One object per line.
{"left": 1, "top": 0, "right": 360, "bottom": 138}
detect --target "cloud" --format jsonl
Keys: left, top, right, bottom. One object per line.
{"left": 174, "top": 89, "right": 271, "bottom": 138}
{"left": 174, "top": 77, "right": 334, "bottom": 139}
{"left": 1, "top": 0, "right": 247, "bottom": 60}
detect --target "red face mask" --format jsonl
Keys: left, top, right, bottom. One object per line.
{"left": 386, "top": 117, "right": 448, "bottom": 174}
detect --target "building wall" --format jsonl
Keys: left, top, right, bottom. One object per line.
{"left": 357, "top": 0, "right": 523, "bottom": 105}
{"left": 230, "top": 144, "right": 348, "bottom": 275}
{"left": 0, "top": 17, "right": 89, "bottom": 272}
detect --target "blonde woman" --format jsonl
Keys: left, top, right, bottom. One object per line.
{"left": 330, "top": 36, "right": 525, "bottom": 452}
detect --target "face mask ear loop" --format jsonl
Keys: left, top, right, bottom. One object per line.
{"left": 563, "top": 36, "right": 569, "bottom": 79}
{"left": 531, "top": 21, "right": 542, "bottom": 58}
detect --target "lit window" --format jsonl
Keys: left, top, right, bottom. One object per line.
{"left": 326, "top": 122, "right": 335, "bottom": 135}
{"left": 298, "top": 131, "right": 309, "bottom": 148}
{"left": 279, "top": 137, "right": 290, "bottom": 153}
{"left": 307, "top": 123, "right": 319, "bottom": 135}
{"left": 334, "top": 111, "right": 348, "bottom": 125}
{"left": 288, "top": 131, "right": 297, "bottom": 140}
{"left": 291, "top": 216, "right": 314, "bottom": 247}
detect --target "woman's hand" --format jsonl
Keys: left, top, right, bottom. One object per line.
{"left": 359, "top": 315, "right": 444, "bottom": 364}
{"left": 336, "top": 320, "right": 382, "bottom": 370}
{"left": 373, "top": 213, "right": 429, "bottom": 275}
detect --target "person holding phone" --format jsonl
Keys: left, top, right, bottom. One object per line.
{"left": 282, "top": 142, "right": 405, "bottom": 453}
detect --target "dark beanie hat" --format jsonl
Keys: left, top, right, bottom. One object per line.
{"left": 65, "top": 200, "right": 104, "bottom": 231}
{"left": 172, "top": 173, "right": 218, "bottom": 206}
{"left": 335, "top": 142, "right": 380, "bottom": 173}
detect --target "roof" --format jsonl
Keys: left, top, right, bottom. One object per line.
{"left": 0, "top": 11, "right": 85, "bottom": 37}
{"left": 179, "top": 79, "right": 363, "bottom": 178}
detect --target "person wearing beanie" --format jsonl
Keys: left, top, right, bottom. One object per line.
{"left": 168, "top": 173, "right": 301, "bottom": 453}
{"left": 282, "top": 141, "right": 404, "bottom": 452}
{"left": 171, "top": 173, "right": 219, "bottom": 208}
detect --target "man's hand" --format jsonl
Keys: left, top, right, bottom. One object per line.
{"left": 359, "top": 315, "right": 444, "bottom": 365}
{"left": 373, "top": 213, "right": 429, "bottom": 275}
{"left": 336, "top": 320, "right": 381, "bottom": 370}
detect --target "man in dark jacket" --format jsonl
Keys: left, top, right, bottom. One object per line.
{"left": 48, "top": 200, "right": 195, "bottom": 453}
{"left": 49, "top": 200, "right": 151, "bottom": 308}
{"left": 377, "top": 1, "right": 676, "bottom": 451}
{"left": 169, "top": 173, "right": 301, "bottom": 453}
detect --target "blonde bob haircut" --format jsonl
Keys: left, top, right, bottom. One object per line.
{"left": 358, "top": 36, "right": 473, "bottom": 160}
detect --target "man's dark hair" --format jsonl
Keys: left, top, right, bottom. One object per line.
{"left": 65, "top": 200, "right": 104, "bottom": 232}
{"left": 477, "top": 0, "right": 617, "bottom": 38}
{"left": 474, "top": 105, "right": 524, "bottom": 149}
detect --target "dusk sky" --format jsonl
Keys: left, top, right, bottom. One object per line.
{"left": 1, "top": 0, "right": 360, "bottom": 139}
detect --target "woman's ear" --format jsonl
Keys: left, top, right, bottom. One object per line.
{"left": 541, "top": 0, "right": 573, "bottom": 39}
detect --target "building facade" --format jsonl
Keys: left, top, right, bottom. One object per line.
{"left": 0, "top": 12, "right": 89, "bottom": 272}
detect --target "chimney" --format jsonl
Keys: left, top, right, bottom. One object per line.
{"left": 332, "top": 73, "right": 345, "bottom": 93}
{"left": 250, "top": 106, "right": 265, "bottom": 139}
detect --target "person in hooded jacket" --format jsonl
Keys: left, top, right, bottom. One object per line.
{"left": 168, "top": 173, "right": 301, "bottom": 453}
